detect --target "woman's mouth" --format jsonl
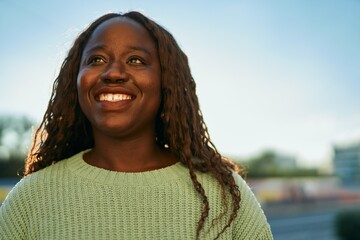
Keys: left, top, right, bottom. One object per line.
{"left": 96, "top": 93, "right": 134, "bottom": 102}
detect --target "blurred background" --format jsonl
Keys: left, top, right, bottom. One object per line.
{"left": 0, "top": 0, "right": 359, "bottom": 239}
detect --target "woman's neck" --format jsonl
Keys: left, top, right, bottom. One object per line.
{"left": 83, "top": 132, "right": 177, "bottom": 172}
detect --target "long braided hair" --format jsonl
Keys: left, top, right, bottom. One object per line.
{"left": 25, "top": 11, "right": 244, "bottom": 239}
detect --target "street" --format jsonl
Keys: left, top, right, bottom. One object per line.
{"left": 267, "top": 210, "right": 336, "bottom": 240}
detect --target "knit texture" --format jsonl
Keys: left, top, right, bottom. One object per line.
{"left": 0, "top": 150, "right": 273, "bottom": 239}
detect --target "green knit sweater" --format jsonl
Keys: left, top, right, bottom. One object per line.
{"left": 0, "top": 150, "right": 273, "bottom": 239}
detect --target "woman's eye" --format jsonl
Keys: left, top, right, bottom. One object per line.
{"left": 88, "top": 56, "right": 106, "bottom": 65}
{"left": 127, "top": 57, "right": 144, "bottom": 65}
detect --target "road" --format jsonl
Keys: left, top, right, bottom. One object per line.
{"left": 267, "top": 210, "right": 336, "bottom": 240}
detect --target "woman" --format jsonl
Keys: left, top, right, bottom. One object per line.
{"left": 0, "top": 11, "right": 273, "bottom": 239}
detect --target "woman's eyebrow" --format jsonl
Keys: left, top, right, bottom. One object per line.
{"left": 126, "top": 45, "right": 153, "bottom": 57}
{"left": 83, "top": 45, "right": 106, "bottom": 55}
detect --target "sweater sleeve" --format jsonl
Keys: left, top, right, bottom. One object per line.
{"left": 232, "top": 174, "right": 273, "bottom": 239}
{"left": 0, "top": 180, "right": 29, "bottom": 240}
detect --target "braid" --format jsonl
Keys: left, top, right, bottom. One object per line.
{"left": 188, "top": 164, "right": 210, "bottom": 240}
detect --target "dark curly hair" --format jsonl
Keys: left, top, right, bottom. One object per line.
{"left": 25, "top": 11, "right": 244, "bottom": 239}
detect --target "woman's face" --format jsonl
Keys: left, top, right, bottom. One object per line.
{"left": 77, "top": 17, "right": 161, "bottom": 139}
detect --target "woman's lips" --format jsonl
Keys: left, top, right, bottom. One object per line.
{"left": 93, "top": 87, "right": 137, "bottom": 111}
{"left": 96, "top": 93, "right": 134, "bottom": 102}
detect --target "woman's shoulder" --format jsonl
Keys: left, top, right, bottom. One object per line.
{"left": 231, "top": 172, "right": 273, "bottom": 238}
{"left": 194, "top": 169, "right": 256, "bottom": 208}
{"left": 21, "top": 159, "right": 69, "bottom": 185}
{"left": 232, "top": 172, "right": 255, "bottom": 196}
{"left": 0, "top": 154, "right": 79, "bottom": 239}
{"left": 195, "top": 167, "right": 248, "bottom": 191}
{"left": 194, "top": 167, "right": 272, "bottom": 238}
{"left": 3, "top": 153, "right": 80, "bottom": 203}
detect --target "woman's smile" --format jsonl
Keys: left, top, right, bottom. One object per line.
{"left": 95, "top": 92, "right": 135, "bottom": 111}
{"left": 93, "top": 86, "right": 136, "bottom": 111}
{"left": 97, "top": 93, "right": 133, "bottom": 102}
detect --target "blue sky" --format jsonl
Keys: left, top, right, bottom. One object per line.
{"left": 0, "top": 0, "right": 359, "bottom": 167}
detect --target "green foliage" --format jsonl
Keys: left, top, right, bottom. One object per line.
{"left": 0, "top": 157, "right": 24, "bottom": 178}
{"left": 240, "top": 150, "right": 319, "bottom": 178}
{"left": 335, "top": 208, "right": 360, "bottom": 240}
{"left": 0, "top": 114, "right": 34, "bottom": 178}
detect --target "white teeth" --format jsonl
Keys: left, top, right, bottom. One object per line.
{"left": 98, "top": 93, "right": 132, "bottom": 102}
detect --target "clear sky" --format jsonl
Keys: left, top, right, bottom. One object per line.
{"left": 0, "top": 0, "right": 359, "bottom": 167}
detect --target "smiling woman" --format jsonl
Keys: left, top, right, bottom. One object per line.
{"left": 0, "top": 11, "right": 273, "bottom": 240}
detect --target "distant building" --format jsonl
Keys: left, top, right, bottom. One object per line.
{"left": 333, "top": 142, "right": 360, "bottom": 184}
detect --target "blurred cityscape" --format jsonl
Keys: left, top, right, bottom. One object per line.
{"left": 237, "top": 144, "right": 360, "bottom": 240}
{"left": 1, "top": 114, "right": 360, "bottom": 239}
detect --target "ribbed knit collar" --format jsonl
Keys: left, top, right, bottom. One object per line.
{"left": 65, "top": 150, "right": 190, "bottom": 187}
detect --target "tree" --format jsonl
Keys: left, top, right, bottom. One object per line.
{"left": 0, "top": 115, "right": 35, "bottom": 178}
{"left": 242, "top": 150, "right": 318, "bottom": 178}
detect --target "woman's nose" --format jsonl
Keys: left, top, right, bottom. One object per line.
{"left": 101, "top": 62, "right": 129, "bottom": 83}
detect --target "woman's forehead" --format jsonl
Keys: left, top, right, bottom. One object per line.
{"left": 83, "top": 17, "right": 157, "bottom": 56}
{"left": 89, "top": 17, "right": 150, "bottom": 43}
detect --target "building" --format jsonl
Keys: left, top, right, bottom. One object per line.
{"left": 333, "top": 142, "right": 360, "bottom": 184}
